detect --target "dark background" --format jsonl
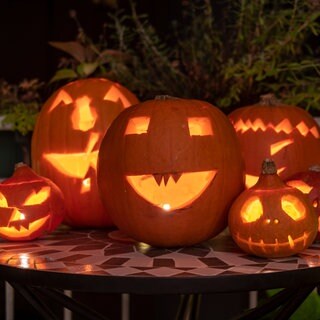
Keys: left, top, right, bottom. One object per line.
{"left": 0, "top": 0, "right": 181, "bottom": 84}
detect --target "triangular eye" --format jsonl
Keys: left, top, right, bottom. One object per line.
{"left": 286, "top": 180, "right": 313, "bottom": 194}
{"left": 240, "top": 196, "right": 263, "bottom": 223}
{"left": 23, "top": 187, "right": 51, "bottom": 206}
{"left": 125, "top": 117, "right": 150, "bottom": 135}
{"left": 103, "top": 84, "right": 134, "bottom": 107}
{"left": 48, "top": 90, "right": 73, "bottom": 112}
{"left": 0, "top": 193, "right": 8, "bottom": 207}
{"left": 281, "top": 195, "right": 306, "bottom": 221}
{"left": 270, "top": 139, "right": 293, "bottom": 156}
{"left": 187, "top": 117, "right": 213, "bottom": 136}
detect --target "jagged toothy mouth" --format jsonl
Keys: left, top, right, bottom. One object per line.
{"left": 126, "top": 170, "right": 217, "bottom": 211}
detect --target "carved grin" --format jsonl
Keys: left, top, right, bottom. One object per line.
{"left": 235, "top": 231, "right": 311, "bottom": 254}
{"left": 0, "top": 215, "right": 50, "bottom": 239}
{"left": 233, "top": 119, "right": 319, "bottom": 137}
{"left": 126, "top": 170, "right": 217, "bottom": 210}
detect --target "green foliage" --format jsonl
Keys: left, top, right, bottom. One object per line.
{"left": 50, "top": 0, "right": 320, "bottom": 113}
{"left": 0, "top": 79, "right": 44, "bottom": 135}
{"left": 265, "top": 289, "right": 320, "bottom": 320}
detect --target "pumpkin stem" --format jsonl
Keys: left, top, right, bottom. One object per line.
{"left": 309, "top": 165, "right": 320, "bottom": 172}
{"left": 262, "top": 159, "right": 277, "bottom": 175}
{"left": 259, "top": 93, "right": 280, "bottom": 106}
{"left": 155, "top": 95, "right": 179, "bottom": 100}
{"left": 14, "top": 162, "right": 27, "bottom": 169}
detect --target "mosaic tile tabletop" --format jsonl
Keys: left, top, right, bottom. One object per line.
{"left": 0, "top": 227, "right": 320, "bottom": 279}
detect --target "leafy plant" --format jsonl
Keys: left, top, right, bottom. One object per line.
{"left": 263, "top": 288, "right": 320, "bottom": 320}
{"left": 0, "top": 78, "right": 44, "bottom": 135}
{"left": 48, "top": 10, "right": 129, "bottom": 83}
{"left": 50, "top": 0, "right": 320, "bottom": 113}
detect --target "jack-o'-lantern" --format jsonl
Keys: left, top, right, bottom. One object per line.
{"left": 228, "top": 159, "right": 318, "bottom": 258}
{"left": 97, "top": 96, "right": 245, "bottom": 247}
{"left": 32, "top": 78, "right": 139, "bottom": 227}
{"left": 0, "top": 163, "right": 66, "bottom": 241}
{"left": 286, "top": 165, "right": 320, "bottom": 241}
{"left": 228, "top": 94, "right": 320, "bottom": 188}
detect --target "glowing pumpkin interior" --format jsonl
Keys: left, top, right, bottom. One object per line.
{"left": 232, "top": 118, "right": 320, "bottom": 188}
{"left": 43, "top": 94, "right": 104, "bottom": 194}
{"left": 0, "top": 187, "right": 51, "bottom": 239}
{"left": 235, "top": 193, "right": 313, "bottom": 252}
{"left": 286, "top": 180, "right": 319, "bottom": 208}
{"left": 124, "top": 116, "right": 217, "bottom": 211}
{"left": 240, "top": 195, "right": 306, "bottom": 224}
{"left": 42, "top": 83, "right": 137, "bottom": 194}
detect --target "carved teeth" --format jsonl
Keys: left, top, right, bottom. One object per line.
{"left": 163, "top": 174, "right": 170, "bottom": 186}
{"left": 172, "top": 173, "right": 182, "bottom": 183}
{"left": 9, "top": 220, "right": 30, "bottom": 231}
{"left": 233, "top": 119, "right": 319, "bottom": 138}
{"left": 236, "top": 232, "right": 311, "bottom": 250}
{"left": 152, "top": 173, "right": 182, "bottom": 186}
{"left": 153, "top": 174, "right": 163, "bottom": 186}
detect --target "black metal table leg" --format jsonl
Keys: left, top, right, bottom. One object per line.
{"left": 233, "top": 287, "right": 297, "bottom": 320}
{"left": 175, "top": 294, "right": 202, "bottom": 320}
{"left": 34, "top": 286, "right": 110, "bottom": 320}
{"left": 175, "top": 294, "right": 190, "bottom": 320}
{"left": 275, "top": 285, "right": 315, "bottom": 320}
{"left": 9, "top": 282, "right": 59, "bottom": 320}
{"left": 189, "top": 294, "right": 201, "bottom": 320}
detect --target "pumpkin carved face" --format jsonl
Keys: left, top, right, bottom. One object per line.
{"left": 124, "top": 114, "right": 218, "bottom": 210}
{"left": 0, "top": 164, "right": 66, "bottom": 241}
{"left": 286, "top": 166, "right": 320, "bottom": 241}
{"left": 98, "top": 97, "right": 245, "bottom": 247}
{"left": 31, "top": 78, "right": 139, "bottom": 227}
{"left": 228, "top": 159, "right": 318, "bottom": 258}
{"left": 229, "top": 94, "right": 320, "bottom": 188}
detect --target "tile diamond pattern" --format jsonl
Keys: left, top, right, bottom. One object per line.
{"left": 0, "top": 227, "right": 319, "bottom": 278}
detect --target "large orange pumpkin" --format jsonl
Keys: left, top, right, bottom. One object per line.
{"left": 31, "top": 78, "right": 139, "bottom": 227}
{"left": 228, "top": 159, "right": 318, "bottom": 258}
{"left": 228, "top": 94, "right": 320, "bottom": 188}
{"left": 97, "top": 96, "right": 245, "bottom": 247}
{"left": 0, "top": 163, "right": 66, "bottom": 241}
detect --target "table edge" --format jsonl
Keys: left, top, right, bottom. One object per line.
{"left": 0, "top": 263, "right": 319, "bottom": 294}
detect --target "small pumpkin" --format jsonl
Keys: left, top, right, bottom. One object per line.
{"left": 228, "top": 94, "right": 320, "bottom": 188}
{"left": 228, "top": 159, "right": 318, "bottom": 258}
{"left": 31, "top": 78, "right": 139, "bottom": 227}
{"left": 97, "top": 96, "right": 245, "bottom": 247}
{"left": 0, "top": 163, "right": 66, "bottom": 241}
{"left": 286, "top": 165, "right": 320, "bottom": 241}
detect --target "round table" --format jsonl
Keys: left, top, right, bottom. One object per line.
{"left": 0, "top": 227, "right": 320, "bottom": 319}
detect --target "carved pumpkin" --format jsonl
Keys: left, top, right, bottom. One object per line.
{"left": 228, "top": 159, "right": 318, "bottom": 258}
{"left": 228, "top": 94, "right": 320, "bottom": 188}
{"left": 0, "top": 163, "right": 66, "bottom": 241}
{"left": 97, "top": 96, "right": 245, "bottom": 247}
{"left": 32, "top": 78, "right": 139, "bottom": 227}
{"left": 286, "top": 165, "right": 320, "bottom": 241}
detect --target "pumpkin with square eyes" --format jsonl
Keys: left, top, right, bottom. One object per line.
{"left": 0, "top": 163, "right": 66, "bottom": 241}
{"left": 228, "top": 94, "right": 320, "bottom": 188}
{"left": 31, "top": 78, "right": 139, "bottom": 227}
{"left": 228, "top": 159, "right": 318, "bottom": 258}
{"left": 286, "top": 165, "right": 320, "bottom": 242}
{"left": 97, "top": 96, "right": 245, "bottom": 247}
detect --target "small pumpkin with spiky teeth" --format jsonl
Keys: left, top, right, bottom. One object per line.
{"left": 0, "top": 163, "right": 66, "bottom": 241}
